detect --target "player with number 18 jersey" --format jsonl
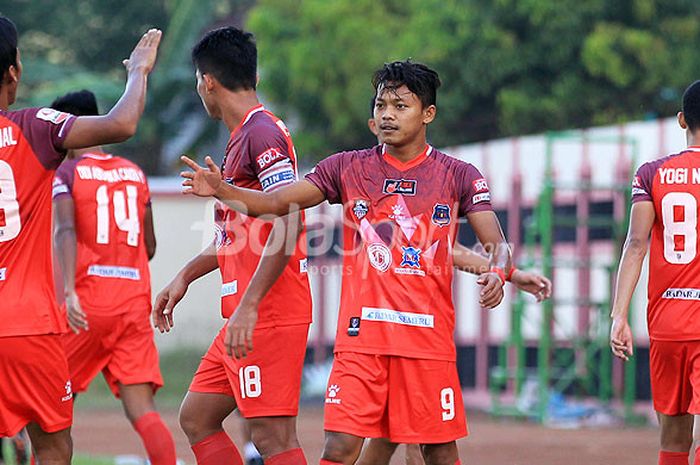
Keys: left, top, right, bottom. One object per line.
{"left": 632, "top": 145, "right": 700, "bottom": 415}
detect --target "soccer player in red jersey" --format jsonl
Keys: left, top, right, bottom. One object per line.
{"left": 611, "top": 80, "right": 700, "bottom": 465}
{"left": 51, "top": 89, "right": 177, "bottom": 465}
{"left": 152, "top": 28, "right": 311, "bottom": 465}
{"left": 180, "top": 60, "right": 513, "bottom": 465}
{"left": 0, "top": 16, "right": 160, "bottom": 465}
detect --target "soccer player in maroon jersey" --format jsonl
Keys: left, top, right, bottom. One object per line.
{"left": 611, "top": 80, "right": 700, "bottom": 465}
{"left": 360, "top": 102, "right": 551, "bottom": 465}
{"left": 152, "top": 28, "right": 311, "bottom": 465}
{"left": 0, "top": 16, "right": 160, "bottom": 465}
{"left": 180, "top": 60, "right": 512, "bottom": 465}
{"left": 51, "top": 90, "right": 177, "bottom": 465}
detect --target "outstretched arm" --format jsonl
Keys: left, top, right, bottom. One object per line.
{"left": 610, "top": 201, "right": 654, "bottom": 361}
{"left": 180, "top": 155, "right": 326, "bottom": 216}
{"left": 62, "top": 29, "right": 162, "bottom": 149}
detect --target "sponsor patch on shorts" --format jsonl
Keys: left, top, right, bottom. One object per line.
{"left": 361, "top": 307, "right": 434, "bottom": 328}
{"left": 87, "top": 265, "right": 140, "bottom": 280}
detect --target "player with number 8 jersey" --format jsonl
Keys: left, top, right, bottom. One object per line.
{"left": 611, "top": 81, "right": 700, "bottom": 465}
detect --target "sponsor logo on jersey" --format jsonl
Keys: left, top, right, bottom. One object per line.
{"left": 36, "top": 108, "right": 71, "bottom": 125}
{"left": 400, "top": 246, "right": 421, "bottom": 268}
{"left": 87, "top": 265, "right": 140, "bottom": 280}
{"left": 361, "top": 307, "right": 435, "bottom": 328}
{"left": 347, "top": 317, "right": 360, "bottom": 336}
{"left": 432, "top": 204, "right": 451, "bottom": 227}
{"left": 325, "top": 384, "right": 342, "bottom": 404}
{"left": 221, "top": 280, "right": 238, "bottom": 297}
{"left": 662, "top": 288, "right": 700, "bottom": 300}
{"left": 389, "top": 203, "right": 407, "bottom": 220}
{"left": 472, "top": 192, "right": 491, "bottom": 204}
{"left": 256, "top": 148, "right": 287, "bottom": 171}
{"left": 62, "top": 380, "right": 73, "bottom": 402}
{"left": 367, "top": 243, "right": 392, "bottom": 272}
{"left": 383, "top": 179, "right": 417, "bottom": 196}
{"left": 52, "top": 178, "right": 69, "bottom": 197}
{"left": 0, "top": 267, "right": 6, "bottom": 281}
{"left": 473, "top": 178, "right": 489, "bottom": 192}
{"left": 300, "top": 258, "right": 308, "bottom": 273}
{"left": 632, "top": 176, "right": 642, "bottom": 188}
{"left": 0, "top": 126, "right": 17, "bottom": 149}
{"left": 352, "top": 199, "right": 369, "bottom": 220}
{"left": 260, "top": 168, "right": 295, "bottom": 192}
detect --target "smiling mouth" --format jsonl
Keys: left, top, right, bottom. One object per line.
{"left": 380, "top": 125, "right": 398, "bottom": 131}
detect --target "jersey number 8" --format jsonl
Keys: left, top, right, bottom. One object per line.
{"left": 661, "top": 192, "right": 697, "bottom": 264}
{"left": 0, "top": 161, "right": 21, "bottom": 242}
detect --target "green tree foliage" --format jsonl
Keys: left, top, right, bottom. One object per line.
{"left": 248, "top": 0, "right": 700, "bottom": 164}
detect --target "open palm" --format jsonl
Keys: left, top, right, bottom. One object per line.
{"left": 181, "top": 155, "right": 222, "bottom": 197}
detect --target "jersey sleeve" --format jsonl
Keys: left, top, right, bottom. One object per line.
{"left": 245, "top": 128, "right": 297, "bottom": 193}
{"left": 52, "top": 158, "right": 78, "bottom": 200}
{"left": 458, "top": 163, "right": 493, "bottom": 216}
{"left": 304, "top": 152, "right": 344, "bottom": 204}
{"left": 26, "top": 107, "right": 76, "bottom": 170}
{"left": 631, "top": 161, "right": 656, "bottom": 203}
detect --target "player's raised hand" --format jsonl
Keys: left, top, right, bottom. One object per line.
{"left": 153, "top": 276, "right": 189, "bottom": 333}
{"left": 123, "top": 28, "right": 162, "bottom": 75}
{"left": 610, "top": 317, "right": 634, "bottom": 361}
{"left": 510, "top": 270, "right": 552, "bottom": 302}
{"left": 181, "top": 155, "right": 223, "bottom": 197}
{"left": 477, "top": 272, "right": 504, "bottom": 309}
{"left": 65, "top": 290, "right": 88, "bottom": 333}
{"left": 224, "top": 300, "right": 258, "bottom": 359}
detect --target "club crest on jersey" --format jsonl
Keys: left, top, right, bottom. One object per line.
{"left": 383, "top": 179, "right": 416, "bottom": 196}
{"left": 431, "top": 204, "right": 451, "bottom": 227}
{"left": 367, "top": 243, "right": 392, "bottom": 272}
{"left": 347, "top": 317, "right": 361, "bottom": 336}
{"left": 400, "top": 246, "right": 421, "bottom": 268}
{"left": 353, "top": 199, "right": 369, "bottom": 220}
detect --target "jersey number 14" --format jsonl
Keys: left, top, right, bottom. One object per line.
{"left": 96, "top": 184, "right": 140, "bottom": 247}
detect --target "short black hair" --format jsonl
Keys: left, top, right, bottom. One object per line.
{"left": 0, "top": 16, "right": 18, "bottom": 76}
{"left": 372, "top": 60, "right": 441, "bottom": 108}
{"left": 192, "top": 27, "right": 256, "bottom": 92}
{"left": 683, "top": 80, "right": 700, "bottom": 132}
{"left": 51, "top": 90, "right": 99, "bottom": 116}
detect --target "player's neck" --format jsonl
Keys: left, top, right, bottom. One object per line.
{"left": 384, "top": 137, "right": 429, "bottom": 163}
{"left": 220, "top": 91, "right": 260, "bottom": 133}
{"left": 687, "top": 132, "right": 700, "bottom": 147}
{"left": 0, "top": 88, "right": 10, "bottom": 111}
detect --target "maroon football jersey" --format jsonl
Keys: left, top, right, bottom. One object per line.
{"left": 306, "top": 144, "right": 492, "bottom": 361}
{"left": 215, "top": 104, "right": 311, "bottom": 327}
{"left": 0, "top": 107, "right": 75, "bottom": 336}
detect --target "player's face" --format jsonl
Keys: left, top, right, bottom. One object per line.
{"left": 195, "top": 69, "right": 220, "bottom": 120}
{"left": 373, "top": 84, "right": 434, "bottom": 147}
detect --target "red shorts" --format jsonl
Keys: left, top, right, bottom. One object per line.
{"left": 324, "top": 352, "right": 468, "bottom": 443}
{"left": 650, "top": 339, "right": 700, "bottom": 415}
{"left": 0, "top": 335, "right": 73, "bottom": 436}
{"left": 189, "top": 323, "right": 309, "bottom": 418}
{"left": 62, "top": 308, "right": 163, "bottom": 398}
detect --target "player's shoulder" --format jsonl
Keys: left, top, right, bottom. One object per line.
{"left": 242, "top": 110, "right": 287, "bottom": 142}
{"left": 2, "top": 107, "right": 71, "bottom": 126}
{"left": 431, "top": 147, "right": 484, "bottom": 179}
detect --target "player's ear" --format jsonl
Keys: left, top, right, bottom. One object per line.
{"left": 422, "top": 104, "right": 436, "bottom": 125}
{"left": 256, "top": 73, "right": 260, "bottom": 86}
{"left": 203, "top": 73, "right": 216, "bottom": 93}
{"left": 368, "top": 118, "right": 378, "bottom": 136}
{"left": 678, "top": 111, "right": 688, "bottom": 130}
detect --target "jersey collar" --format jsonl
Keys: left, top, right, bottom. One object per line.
{"left": 82, "top": 152, "right": 113, "bottom": 160}
{"left": 687, "top": 145, "right": 700, "bottom": 152}
{"left": 381, "top": 144, "right": 433, "bottom": 171}
{"left": 231, "top": 104, "right": 265, "bottom": 136}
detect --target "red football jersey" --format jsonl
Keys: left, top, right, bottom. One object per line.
{"left": 306, "top": 144, "right": 493, "bottom": 361}
{"left": 632, "top": 146, "right": 700, "bottom": 341}
{"left": 215, "top": 105, "right": 311, "bottom": 327}
{"left": 53, "top": 153, "right": 151, "bottom": 314}
{"left": 0, "top": 107, "right": 76, "bottom": 337}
